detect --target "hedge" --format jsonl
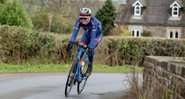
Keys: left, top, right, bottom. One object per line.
{"left": 95, "top": 36, "right": 185, "bottom": 66}
{"left": 0, "top": 25, "right": 185, "bottom": 65}
{"left": 0, "top": 25, "right": 56, "bottom": 63}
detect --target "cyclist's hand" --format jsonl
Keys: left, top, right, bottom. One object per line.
{"left": 66, "top": 42, "right": 74, "bottom": 52}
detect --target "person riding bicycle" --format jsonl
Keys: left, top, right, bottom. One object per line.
{"left": 66, "top": 7, "right": 103, "bottom": 77}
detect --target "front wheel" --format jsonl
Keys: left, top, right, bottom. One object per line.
{"left": 65, "top": 62, "right": 77, "bottom": 97}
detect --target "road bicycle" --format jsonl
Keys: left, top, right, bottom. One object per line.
{"left": 65, "top": 43, "right": 90, "bottom": 97}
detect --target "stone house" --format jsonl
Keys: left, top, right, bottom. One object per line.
{"left": 115, "top": 0, "right": 185, "bottom": 38}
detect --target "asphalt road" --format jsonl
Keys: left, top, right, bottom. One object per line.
{"left": 0, "top": 73, "right": 142, "bottom": 99}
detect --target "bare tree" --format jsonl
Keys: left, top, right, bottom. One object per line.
{"left": 40, "top": 0, "right": 44, "bottom": 11}
{"left": 22, "top": 0, "right": 35, "bottom": 13}
{"left": 22, "top": 0, "right": 104, "bottom": 20}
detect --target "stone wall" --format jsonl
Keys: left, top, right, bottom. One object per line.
{"left": 182, "top": 28, "right": 185, "bottom": 38}
{"left": 143, "top": 56, "right": 185, "bottom": 99}
{"left": 142, "top": 26, "right": 185, "bottom": 38}
{"left": 143, "top": 26, "right": 166, "bottom": 37}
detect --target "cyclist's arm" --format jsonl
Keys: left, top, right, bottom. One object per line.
{"left": 70, "top": 18, "right": 80, "bottom": 43}
{"left": 89, "top": 22, "right": 98, "bottom": 49}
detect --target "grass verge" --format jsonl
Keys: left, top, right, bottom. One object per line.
{"left": 0, "top": 63, "right": 142, "bottom": 73}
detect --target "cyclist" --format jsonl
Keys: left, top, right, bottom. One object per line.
{"left": 66, "top": 7, "right": 103, "bottom": 77}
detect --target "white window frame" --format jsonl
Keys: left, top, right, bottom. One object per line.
{"left": 170, "top": 1, "right": 181, "bottom": 18}
{"left": 132, "top": 1, "right": 143, "bottom": 17}
{"left": 169, "top": 31, "right": 179, "bottom": 38}
{"left": 134, "top": 5, "right": 141, "bottom": 16}
{"left": 167, "top": 27, "right": 181, "bottom": 39}
{"left": 172, "top": 6, "right": 179, "bottom": 17}
{"left": 129, "top": 25, "right": 143, "bottom": 37}
{"left": 132, "top": 30, "right": 141, "bottom": 37}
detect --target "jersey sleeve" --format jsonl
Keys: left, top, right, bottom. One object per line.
{"left": 70, "top": 18, "right": 80, "bottom": 43}
{"left": 89, "top": 21, "right": 98, "bottom": 49}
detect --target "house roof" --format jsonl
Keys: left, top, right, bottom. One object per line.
{"left": 115, "top": 0, "right": 185, "bottom": 27}
{"left": 170, "top": 1, "right": 183, "bottom": 8}
{"left": 132, "top": 0, "right": 146, "bottom": 7}
{"left": 137, "top": 0, "right": 146, "bottom": 6}
{"left": 175, "top": 0, "right": 185, "bottom": 7}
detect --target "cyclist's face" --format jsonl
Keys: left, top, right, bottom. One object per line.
{"left": 79, "top": 16, "right": 90, "bottom": 25}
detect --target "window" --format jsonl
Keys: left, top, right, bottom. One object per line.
{"left": 132, "top": 31, "right": 135, "bottom": 36}
{"left": 132, "top": 1, "right": 143, "bottom": 17}
{"left": 134, "top": 5, "right": 141, "bottom": 16}
{"left": 170, "top": 1, "right": 181, "bottom": 18}
{"left": 172, "top": 6, "right": 179, "bottom": 17}
{"left": 137, "top": 31, "right": 140, "bottom": 36}
{"left": 129, "top": 25, "right": 143, "bottom": 37}
{"left": 169, "top": 31, "right": 179, "bottom": 39}
{"left": 167, "top": 28, "right": 181, "bottom": 39}
{"left": 175, "top": 31, "right": 178, "bottom": 38}
{"left": 132, "top": 30, "right": 141, "bottom": 37}
{"left": 170, "top": 31, "right": 173, "bottom": 38}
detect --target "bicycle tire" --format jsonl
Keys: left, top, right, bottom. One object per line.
{"left": 77, "top": 62, "right": 89, "bottom": 94}
{"left": 77, "top": 78, "right": 87, "bottom": 94}
{"left": 65, "top": 62, "right": 77, "bottom": 97}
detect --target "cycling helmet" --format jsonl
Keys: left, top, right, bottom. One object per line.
{"left": 79, "top": 8, "right": 92, "bottom": 16}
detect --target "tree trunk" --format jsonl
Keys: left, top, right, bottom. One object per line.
{"left": 48, "top": 13, "right": 53, "bottom": 32}
{"left": 41, "top": 0, "right": 44, "bottom": 11}
{"left": 59, "top": 0, "right": 62, "bottom": 8}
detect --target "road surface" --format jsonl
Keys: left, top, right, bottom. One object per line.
{"left": 0, "top": 73, "right": 142, "bottom": 99}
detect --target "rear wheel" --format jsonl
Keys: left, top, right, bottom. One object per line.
{"left": 77, "top": 78, "right": 87, "bottom": 94}
{"left": 77, "top": 61, "right": 89, "bottom": 94}
{"left": 65, "top": 62, "right": 77, "bottom": 97}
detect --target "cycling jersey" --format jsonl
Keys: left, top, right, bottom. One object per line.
{"left": 70, "top": 16, "right": 103, "bottom": 49}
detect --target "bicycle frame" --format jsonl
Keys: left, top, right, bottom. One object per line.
{"left": 65, "top": 44, "right": 89, "bottom": 97}
{"left": 74, "top": 46, "right": 88, "bottom": 83}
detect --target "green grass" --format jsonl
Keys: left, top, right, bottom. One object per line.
{"left": 0, "top": 63, "right": 143, "bottom": 73}
{"left": 93, "top": 64, "right": 142, "bottom": 73}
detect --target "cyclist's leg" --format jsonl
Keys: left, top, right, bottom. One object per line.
{"left": 78, "top": 31, "right": 90, "bottom": 55}
{"left": 86, "top": 33, "right": 103, "bottom": 76}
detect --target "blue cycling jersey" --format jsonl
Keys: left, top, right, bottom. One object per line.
{"left": 70, "top": 16, "right": 103, "bottom": 48}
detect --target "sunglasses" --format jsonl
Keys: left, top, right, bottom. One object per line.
{"left": 80, "top": 18, "right": 88, "bottom": 20}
